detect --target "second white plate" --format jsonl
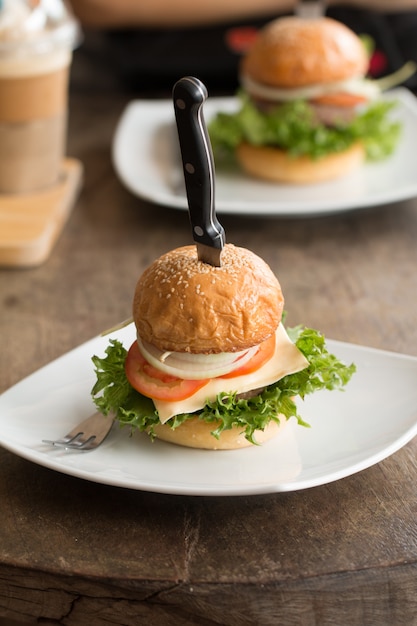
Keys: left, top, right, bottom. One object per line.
{"left": 112, "top": 87, "right": 417, "bottom": 217}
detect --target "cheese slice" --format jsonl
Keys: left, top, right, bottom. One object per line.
{"left": 154, "top": 323, "right": 308, "bottom": 423}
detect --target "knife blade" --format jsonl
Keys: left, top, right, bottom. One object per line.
{"left": 295, "top": 0, "right": 325, "bottom": 18}
{"left": 173, "top": 76, "right": 225, "bottom": 267}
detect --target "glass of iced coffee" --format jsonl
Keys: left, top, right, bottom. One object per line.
{"left": 0, "top": 0, "right": 80, "bottom": 194}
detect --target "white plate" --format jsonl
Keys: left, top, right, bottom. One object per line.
{"left": 112, "top": 87, "right": 417, "bottom": 217}
{"left": 0, "top": 325, "right": 416, "bottom": 496}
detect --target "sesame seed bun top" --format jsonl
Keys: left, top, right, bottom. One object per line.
{"left": 133, "top": 244, "right": 284, "bottom": 354}
{"left": 241, "top": 16, "right": 369, "bottom": 88}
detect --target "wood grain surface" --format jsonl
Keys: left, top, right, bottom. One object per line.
{"left": 0, "top": 81, "right": 417, "bottom": 624}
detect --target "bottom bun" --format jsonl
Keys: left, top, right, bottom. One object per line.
{"left": 236, "top": 141, "right": 364, "bottom": 184}
{"left": 152, "top": 417, "right": 287, "bottom": 450}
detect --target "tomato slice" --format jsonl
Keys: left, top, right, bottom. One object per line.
{"left": 310, "top": 92, "right": 369, "bottom": 108}
{"left": 219, "top": 334, "right": 276, "bottom": 379}
{"left": 125, "top": 341, "right": 210, "bottom": 402}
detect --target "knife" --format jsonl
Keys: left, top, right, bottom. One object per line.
{"left": 173, "top": 76, "right": 225, "bottom": 267}
{"left": 295, "top": 0, "right": 325, "bottom": 18}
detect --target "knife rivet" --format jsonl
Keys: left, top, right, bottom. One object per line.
{"left": 185, "top": 163, "right": 195, "bottom": 174}
{"left": 194, "top": 226, "right": 204, "bottom": 236}
{"left": 176, "top": 98, "right": 186, "bottom": 110}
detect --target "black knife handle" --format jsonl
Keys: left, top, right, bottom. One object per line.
{"left": 173, "top": 76, "right": 225, "bottom": 250}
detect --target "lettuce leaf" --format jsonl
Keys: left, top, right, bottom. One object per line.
{"left": 208, "top": 91, "right": 401, "bottom": 162}
{"left": 91, "top": 326, "right": 356, "bottom": 445}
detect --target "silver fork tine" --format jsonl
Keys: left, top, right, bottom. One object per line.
{"left": 47, "top": 432, "right": 98, "bottom": 449}
{"left": 43, "top": 411, "right": 114, "bottom": 451}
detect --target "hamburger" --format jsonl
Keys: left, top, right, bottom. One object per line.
{"left": 91, "top": 243, "right": 355, "bottom": 450}
{"left": 209, "top": 16, "right": 401, "bottom": 184}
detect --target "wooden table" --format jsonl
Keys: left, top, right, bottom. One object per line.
{"left": 1, "top": 69, "right": 417, "bottom": 625}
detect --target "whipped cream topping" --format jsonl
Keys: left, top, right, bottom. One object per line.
{"left": 0, "top": 0, "right": 80, "bottom": 75}
{"left": 0, "top": 0, "right": 51, "bottom": 42}
{"left": 0, "top": 0, "right": 79, "bottom": 45}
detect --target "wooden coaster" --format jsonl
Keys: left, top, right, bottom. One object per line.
{"left": 0, "top": 158, "right": 83, "bottom": 268}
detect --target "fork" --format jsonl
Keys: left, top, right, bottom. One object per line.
{"left": 42, "top": 411, "right": 114, "bottom": 450}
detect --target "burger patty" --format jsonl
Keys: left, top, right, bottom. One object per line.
{"left": 310, "top": 101, "right": 358, "bottom": 125}
{"left": 236, "top": 386, "right": 266, "bottom": 400}
{"left": 251, "top": 95, "right": 357, "bottom": 127}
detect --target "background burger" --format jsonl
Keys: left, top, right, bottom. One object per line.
{"left": 91, "top": 244, "right": 355, "bottom": 450}
{"left": 209, "top": 16, "right": 402, "bottom": 184}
